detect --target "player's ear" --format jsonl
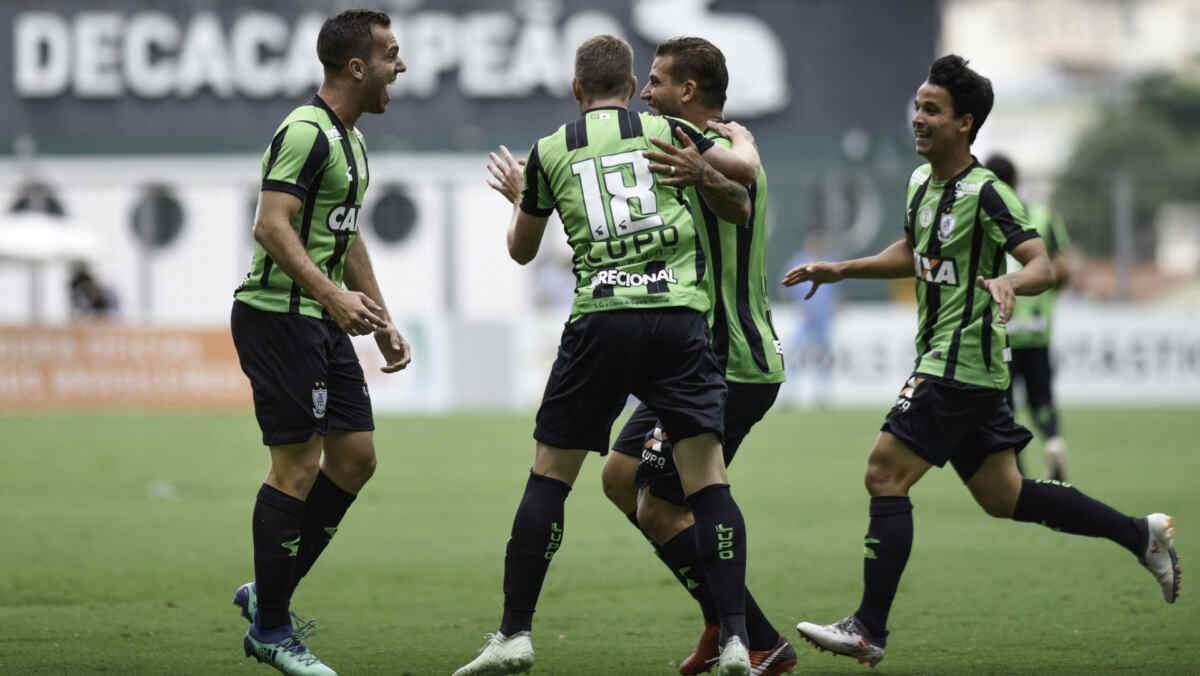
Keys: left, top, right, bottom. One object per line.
{"left": 627, "top": 75, "right": 638, "bottom": 103}
{"left": 958, "top": 112, "right": 974, "bottom": 137}
{"left": 680, "top": 79, "right": 696, "bottom": 104}
{"left": 572, "top": 78, "right": 583, "bottom": 103}
{"left": 348, "top": 56, "right": 367, "bottom": 81}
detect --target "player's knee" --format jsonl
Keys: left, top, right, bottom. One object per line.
{"left": 975, "top": 492, "right": 1015, "bottom": 518}
{"left": 863, "top": 461, "right": 899, "bottom": 497}
{"left": 600, "top": 456, "right": 638, "bottom": 512}
{"left": 636, "top": 499, "right": 687, "bottom": 544}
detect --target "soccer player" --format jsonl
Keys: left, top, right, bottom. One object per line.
{"left": 784, "top": 55, "right": 1181, "bottom": 668}
{"left": 984, "top": 153, "right": 1073, "bottom": 481}
{"left": 458, "top": 35, "right": 759, "bottom": 676}
{"left": 229, "top": 10, "right": 411, "bottom": 676}
{"left": 600, "top": 37, "right": 795, "bottom": 676}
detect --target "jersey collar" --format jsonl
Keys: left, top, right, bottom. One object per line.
{"left": 310, "top": 94, "right": 350, "bottom": 137}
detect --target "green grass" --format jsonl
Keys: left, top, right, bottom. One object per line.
{"left": 1, "top": 407, "right": 1197, "bottom": 675}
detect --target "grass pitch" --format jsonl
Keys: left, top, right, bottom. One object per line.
{"left": 1, "top": 406, "right": 1196, "bottom": 675}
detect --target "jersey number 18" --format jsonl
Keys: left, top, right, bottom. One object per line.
{"left": 571, "top": 151, "right": 664, "bottom": 242}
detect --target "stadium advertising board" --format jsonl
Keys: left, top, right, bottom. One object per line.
{"left": 1, "top": 0, "right": 936, "bottom": 154}
{"left": 0, "top": 324, "right": 248, "bottom": 409}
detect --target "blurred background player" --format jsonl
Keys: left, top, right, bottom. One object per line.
{"left": 985, "top": 152, "right": 1073, "bottom": 481}
{"left": 784, "top": 55, "right": 1180, "bottom": 668}
{"left": 458, "top": 34, "right": 761, "bottom": 676}
{"left": 597, "top": 36, "right": 795, "bottom": 676}
{"left": 783, "top": 231, "right": 838, "bottom": 408}
{"left": 229, "top": 10, "right": 411, "bottom": 676}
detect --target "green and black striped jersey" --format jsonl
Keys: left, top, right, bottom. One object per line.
{"left": 520, "top": 107, "right": 714, "bottom": 322}
{"left": 1007, "top": 204, "right": 1069, "bottom": 349}
{"left": 904, "top": 160, "right": 1039, "bottom": 389}
{"left": 692, "top": 130, "right": 784, "bottom": 385}
{"left": 235, "top": 95, "right": 370, "bottom": 319}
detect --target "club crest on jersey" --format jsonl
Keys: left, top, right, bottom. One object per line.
{"left": 918, "top": 205, "right": 934, "bottom": 228}
{"left": 913, "top": 252, "right": 959, "bottom": 286}
{"left": 312, "top": 381, "right": 328, "bottom": 418}
{"left": 327, "top": 205, "right": 359, "bottom": 232}
{"left": 937, "top": 213, "right": 957, "bottom": 242}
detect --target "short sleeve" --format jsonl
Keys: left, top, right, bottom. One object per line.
{"left": 519, "top": 142, "right": 555, "bottom": 217}
{"left": 262, "top": 122, "right": 329, "bottom": 200}
{"left": 665, "top": 117, "right": 715, "bottom": 153}
{"left": 980, "top": 181, "right": 1037, "bottom": 252}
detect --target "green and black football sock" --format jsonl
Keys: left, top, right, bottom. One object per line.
{"left": 292, "top": 471, "right": 356, "bottom": 589}
{"left": 687, "top": 484, "right": 748, "bottom": 649}
{"left": 1013, "top": 478, "right": 1144, "bottom": 555}
{"left": 854, "top": 496, "right": 913, "bottom": 645}
{"left": 499, "top": 471, "right": 571, "bottom": 636}
{"left": 252, "top": 483, "right": 305, "bottom": 630}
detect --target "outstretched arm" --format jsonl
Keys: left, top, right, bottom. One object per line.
{"left": 783, "top": 238, "right": 914, "bottom": 299}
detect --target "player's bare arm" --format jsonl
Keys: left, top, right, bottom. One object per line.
{"left": 1051, "top": 249, "right": 1072, "bottom": 289}
{"left": 254, "top": 190, "right": 386, "bottom": 336}
{"left": 344, "top": 235, "right": 412, "bottom": 373}
{"left": 704, "top": 120, "right": 761, "bottom": 184}
{"left": 976, "top": 237, "right": 1053, "bottom": 322}
{"left": 784, "top": 238, "right": 914, "bottom": 299}
{"left": 644, "top": 128, "right": 751, "bottom": 224}
{"left": 508, "top": 208, "right": 550, "bottom": 265}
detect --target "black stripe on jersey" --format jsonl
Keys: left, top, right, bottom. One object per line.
{"left": 979, "top": 181, "right": 1036, "bottom": 251}
{"left": 699, "top": 199, "right": 729, "bottom": 372}
{"left": 943, "top": 196, "right": 986, "bottom": 380}
{"left": 980, "top": 305, "right": 994, "bottom": 371}
{"left": 981, "top": 244, "right": 1006, "bottom": 371}
{"left": 667, "top": 118, "right": 714, "bottom": 153}
{"left": 736, "top": 181, "right": 769, "bottom": 372}
{"left": 520, "top": 144, "right": 555, "bottom": 217}
{"left": 907, "top": 176, "right": 935, "bottom": 352}
{"left": 312, "top": 95, "right": 360, "bottom": 305}
{"left": 592, "top": 281, "right": 614, "bottom": 298}
{"left": 565, "top": 118, "right": 588, "bottom": 151}
{"left": 644, "top": 260, "right": 669, "bottom": 294}
{"left": 618, "top": 109, "right": 634, "bottom": 139}
{"left": 262, "top": 121, "right": 328, "bottom": 201}
{"left": 289, "top": 167, "right": 327, "bottom": 314}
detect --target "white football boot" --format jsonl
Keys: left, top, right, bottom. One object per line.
{"left": 1141, "top": 513, "right": 1182, "bottom": 603}
{"left": 796, "top": 615, "right": 885, "bottom": 668}
{"left": 452, "top": 632, "right": 534, "bottom": 676}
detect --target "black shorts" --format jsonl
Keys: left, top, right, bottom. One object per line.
{"left": 1007, "top": 346, "right": 1054, "bottom": 411}
{"left": 231, "top": 301, "right": 374, "bottom": 446}
{"left": 881, "top": 373, "right": 1032, "bottom": 482}
{"left": 612, "top": 381, "right": 780, "bottom": 505}
{"left": 533, "top": 308, "right": 726, "bottom": 453}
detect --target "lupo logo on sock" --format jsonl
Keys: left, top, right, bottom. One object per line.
{"left": 544, "top": 522, "right": 563, "bottom": 560}
{"left": 716, "top": 524, "right": 735, "bottom": 560}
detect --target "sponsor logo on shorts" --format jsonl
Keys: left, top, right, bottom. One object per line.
{"left": 589, "top": 267, "right": 677, "bottom": 289}
{"left": 893, "top": 375, "right": 924, "bottom": 413}
{"left": 913, "top": 252, "right": 959, "bottom": 286}
{"left": 312, "top": 381, "right": 328, "bottom": 418}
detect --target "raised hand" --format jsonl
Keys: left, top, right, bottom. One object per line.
{"left": 486, "top": 145, "right": 526, "bottom": 204}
